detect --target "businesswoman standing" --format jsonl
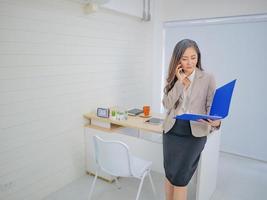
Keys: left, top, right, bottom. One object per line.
{"left": 162, "top": 39, "right": 221, "bottom": 200}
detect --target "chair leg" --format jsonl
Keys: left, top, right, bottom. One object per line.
{"left": 135, "top": 172, "right": 147, "bottom": 200}
{"left": 148, "top": 171, "right": 157, "bottom": 199}
{"left": 114, "top": 177, "right": 121, "bottom": 189}
{"left": 88, "top": 169, "right": 98, "bottom": 200}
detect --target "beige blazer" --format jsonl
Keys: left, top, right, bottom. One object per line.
{"left": 162, "top": 68, "right": 217, "bottom": 137}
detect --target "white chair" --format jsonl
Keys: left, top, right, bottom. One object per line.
{"left": 88, "top": 135, "right": 157, "bottom": 200}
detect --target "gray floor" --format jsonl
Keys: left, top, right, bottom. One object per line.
{"left": 44, "top": 152, "right": 267, "bottom": 200}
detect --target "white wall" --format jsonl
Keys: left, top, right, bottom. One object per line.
{"left": 0, "top": 0, "right": 153, "bottom": 199}
{"left": 103, "top": 0, "right": 143, "bottom": 18}
{"left": 151, "top": 0, "right": 165, "bottom": 113}
{"left": 161, "top": 0, "right": 267, "bottom": 21}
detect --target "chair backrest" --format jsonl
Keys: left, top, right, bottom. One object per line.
{"left": 93, "top": 135, "right": 133, "bottom": 177}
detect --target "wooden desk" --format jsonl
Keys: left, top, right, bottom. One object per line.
{"left": 83, "top": 112, "right": 164, "bottom": 133}
{"left": 83, "top": 112, "right": 220, "bottom": 200}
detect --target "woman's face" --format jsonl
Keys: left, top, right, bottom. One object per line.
{"left": 180, "top": 47, "right": 198, "bottom": 75}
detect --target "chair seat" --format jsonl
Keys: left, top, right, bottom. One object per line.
{"left": 131, "top": 156, "right": 152, "bottom": 178}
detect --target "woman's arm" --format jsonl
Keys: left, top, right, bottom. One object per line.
{"left": 162, "top": 81, "right": 184, "bottom": 110}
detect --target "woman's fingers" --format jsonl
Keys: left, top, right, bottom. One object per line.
{"left": 176, "top": 64, "right": 182, "bottom": 72}
{"left": 176, "top": 65, "right": 182, "bottom": 72}
{"left": 198, "top": 119, "right": 209, "bottom": 124}
{"left": 177, "top": 68, "right": 183, "bottom": 73}
{"left": 176, "top": 67, "right": 183, "bottom": 80}
{"left": 198, "top": 119, "right": 221, "bottom": 127}
{"left": 207, "top": 119, "right": 213, "bottom": 123}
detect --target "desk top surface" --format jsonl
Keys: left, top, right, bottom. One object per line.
{"left": 83, "top": 112, "right": 164, "bottom": 133}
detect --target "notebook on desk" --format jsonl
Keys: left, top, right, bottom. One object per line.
{"left": 128, "top": 108, "right": 143, "bottom": 116}
{"left": 175, "top": 79, "right": 236, "bottom": 121}
{"left": 145, "top": 117, "right": 164, "bottom": 125}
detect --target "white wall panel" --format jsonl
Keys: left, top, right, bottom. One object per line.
{"left": 0, "top": 0, "right": 153, "bottom": 199}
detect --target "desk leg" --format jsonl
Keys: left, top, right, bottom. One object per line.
{"left": 196, "top": 131, "right": 221, "bottom": 200}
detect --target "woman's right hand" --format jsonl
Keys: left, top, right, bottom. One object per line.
{"left": 175, "top": 64, "right": 191, "bottom": 89}
{"left": 175, "top": 64, "right": 186, "bottom": 83}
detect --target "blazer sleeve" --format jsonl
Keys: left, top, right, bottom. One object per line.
{"left": 206, "top": 74, "right": 221, "bottom": 132}
{"left": 206, "top": 74, "right": 216, "bottom": 114}
{"left": 162, "top": 80, "right": 184, "bottom": 110}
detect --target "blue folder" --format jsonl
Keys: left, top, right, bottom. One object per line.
{"left": 175, "top": 79, "right": 236, "bottom": 121}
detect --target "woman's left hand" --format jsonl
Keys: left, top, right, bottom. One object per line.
{"left": 198, "top": 119, "right": 221, "bottom": 128}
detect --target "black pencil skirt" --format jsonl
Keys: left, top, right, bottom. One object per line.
{"left": 163, "top": 119, "right": 207, "bottom": 186}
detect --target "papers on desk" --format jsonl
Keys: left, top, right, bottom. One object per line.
{"left": 145, "top": 118, "right": 164, "bottom": 125}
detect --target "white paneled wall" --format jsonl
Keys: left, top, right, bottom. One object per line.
{"left": 0, "top": 0, "right": 153, "bottom": 199}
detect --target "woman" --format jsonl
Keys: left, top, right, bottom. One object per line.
{"left": 162, "top": 39, "right": 221, "bottom": 200}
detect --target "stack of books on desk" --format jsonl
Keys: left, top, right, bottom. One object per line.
{"left": 127, "top": 108, "right": 143, "bottom": 116}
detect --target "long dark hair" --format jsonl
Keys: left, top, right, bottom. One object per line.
{"left": 164, "top": 39, "right": 203, "bottom": 95}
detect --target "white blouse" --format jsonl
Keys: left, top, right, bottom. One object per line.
{"left": 178, "top": 69, "right": 196, "bottom": 115}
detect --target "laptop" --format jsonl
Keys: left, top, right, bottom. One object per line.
{"left": 175, "top": 79, "right": 236, "bottom": 121}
